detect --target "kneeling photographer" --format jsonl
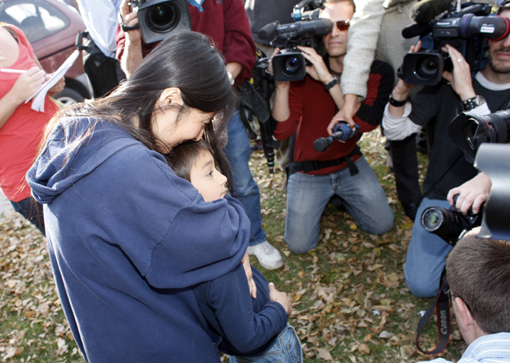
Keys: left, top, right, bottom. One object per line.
{"left": 270, "top": 0, "right": 395, "bottom": 254}
{"left": 382, "top": 2, "right": 510, "bottom": 298}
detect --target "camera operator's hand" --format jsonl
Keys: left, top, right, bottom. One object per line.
{"left": 120, "top": 0, "right": 141, "bottom": 43}
{"left": 441, "top": 44, "right": 476, "bottom": 101}
{"left": 270, "top": 48, "right": 292, "bottom": 122}
{"left": 447, "top": 172, "right": 491, "bottom": 215}
{"left": 268, "top": 282, "right": 292, "bottom": 315}
{"left": 267, "top": 48, "right": 290, "bottom": 89}
{"left": 388, "top": 41, "right": 423, "bottom": 117}
{"left": 297, "top": 45, "right": 334, "bottom": 85}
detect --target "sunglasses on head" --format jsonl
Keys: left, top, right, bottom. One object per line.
{"left": 335, "top": 20, "right": 350, "bottom": 31}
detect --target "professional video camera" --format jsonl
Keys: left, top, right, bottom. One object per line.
{"left": 448, "top": 109, "right": 510, "bottom": 163}
{"left": 129, "top": 0, "right": 191, "bottom": 44}
{"left": 421, "top": 202, "right": 482, "bottom": 245}
{"left": 398, "top": 2, "right": 510, "bottom": 86}
{"left": 258, "top": 0, "right": 333, "bottom": 82}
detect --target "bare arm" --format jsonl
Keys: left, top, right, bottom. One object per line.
{"left": 119, "top": 0, "right": 143, "bottom": 79}
{"left": 0, "top": 67, "right": 46, "bottom": 128}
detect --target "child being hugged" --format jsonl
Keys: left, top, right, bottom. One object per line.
{"left": 166, "top": 140, "right": 302, "bottom": 363}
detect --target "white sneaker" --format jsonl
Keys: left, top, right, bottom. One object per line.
{"left": 248, "top": 241, "right": 284, "bottom": 270}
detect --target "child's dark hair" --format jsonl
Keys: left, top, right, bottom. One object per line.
{"left": 166, "top": 139, "right": 234, "bottom": 195}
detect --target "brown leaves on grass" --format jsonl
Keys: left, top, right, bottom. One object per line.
{"left": 0, "top": 214, "right": 79, "bottom": 362}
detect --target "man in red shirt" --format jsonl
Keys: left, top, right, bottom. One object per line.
{"left": 271, "top": 0, "right": 394, "bottom": 254}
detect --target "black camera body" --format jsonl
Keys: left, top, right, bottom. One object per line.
{"left": 449, "top": 110, "right": 510, "bottom": 163}
{"left": 258, "top": 0, "right": 333, "bottom": 82}
{"left": 421, "top": 203, "right": 482, "bottom": 245}
{"left": 399, "top": 2, "right": 510, "bottom": 85}
{"left": 131, "top": 0, "right": 191, "bottom": 44}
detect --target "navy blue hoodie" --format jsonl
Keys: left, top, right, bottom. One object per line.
{"left": 27, "top": 117, "right": 250, "bottom": 363}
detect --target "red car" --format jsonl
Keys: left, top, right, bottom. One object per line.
{"left": 0, "top": 0, "right": 92, "bottom": 104}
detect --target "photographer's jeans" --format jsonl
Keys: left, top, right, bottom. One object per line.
{"left": 284, "top": 156, "right": 394, "bottom": 254}
{"left": 229, "top": 324, "right": 303, "bottom": 363}
{"left": 224, "top": 113, "right": 267, "bottom": 246}
{"left": 404, "top": 197, "right": 453, "bottom": 298}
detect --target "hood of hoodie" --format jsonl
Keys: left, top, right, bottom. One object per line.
{"left": 28, "top": 117, "right": 144, "bottom": 205}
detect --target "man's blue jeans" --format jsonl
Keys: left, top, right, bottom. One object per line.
{"left": 285, "top": 156, "right": 394, "bottom": 253}
{"left": 224, "top": 113, "right": 266, "bottom": 246}
{"left": 229, "top": 324, "right": 303, "bottom": 363}
{"left": 404, "top": 197, "right": 453, "bottom": 298}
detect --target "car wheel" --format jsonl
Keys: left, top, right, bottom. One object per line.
{"left": 55, "top": 87, "right": 84, "bottom": 106}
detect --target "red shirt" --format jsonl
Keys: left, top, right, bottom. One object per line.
{"left": 274, "top": 60, "right": 394, "bottom": 175}
{"left": 115, "top": 0, "right": 256, "bottom": 84}
{"left": 0, "top": 25, "right": 59, "bottom": 202}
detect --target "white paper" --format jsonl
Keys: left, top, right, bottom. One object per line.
{"left": 25, "top": 50, "right": 80, "bottom": 112}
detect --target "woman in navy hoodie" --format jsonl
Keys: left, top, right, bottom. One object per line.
{"left": 26, "top": 31, "right": 283, "bottom": 363}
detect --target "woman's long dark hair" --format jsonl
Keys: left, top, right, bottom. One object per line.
{"left": 39, "top": 31, "right": 236, "bottom": 175}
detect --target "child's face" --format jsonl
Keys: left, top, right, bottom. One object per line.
{"left": 190, "top": 150, "right": 227, "bottom": 202}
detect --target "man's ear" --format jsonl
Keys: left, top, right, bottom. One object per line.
{"left": 454, "top": 297, "right": 475, "bottom": 331}
{"left": 157, "top": 87, "right": 183, "bottom": 108}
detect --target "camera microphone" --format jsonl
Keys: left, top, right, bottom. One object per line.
{"left": 258, "top": 22, "right": 278, "bottom": 40}
{"left": 410, "top": 0, "right": 453, "bottom": 24}
{"left": 402, "top": 22, "right": 433, "bottom": 39}
{"left": 313, "top": 122, "right": 360, "bottom": 152}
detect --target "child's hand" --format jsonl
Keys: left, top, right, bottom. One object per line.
{"left": 268, "top": 282, "right": 292, "bottom": 315}
{"left": 242, "top": 252, "right": 257, "bottom": 299}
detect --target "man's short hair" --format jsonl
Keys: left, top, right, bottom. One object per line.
{"left": 446, "top": 227, "right": 510, "bottom": 334}
{"left": 323, "top": 0, "right": 356, "bottom": 13}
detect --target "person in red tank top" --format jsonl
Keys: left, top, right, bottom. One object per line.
{"left": 0, "top": 23, "right": 65, "bottom": 233}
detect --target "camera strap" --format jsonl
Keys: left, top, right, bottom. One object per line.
{"left": 415, "top": 269, "right": 451, "bottom": 355}
{"left": 288, "top": 146, "right": 361, "bottom": 176}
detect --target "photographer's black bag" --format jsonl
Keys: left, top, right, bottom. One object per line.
{"left": 76, "top": 31, "right": 124, "bottom": 98}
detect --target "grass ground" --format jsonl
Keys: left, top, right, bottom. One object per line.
{"left": 0, "top": 130, "right": 467, "bottom": 362}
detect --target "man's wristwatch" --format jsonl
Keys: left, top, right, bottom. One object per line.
{"left": 462, "top": 95, "right": 486, "bottom": 111}
{"left": 389, "top": 94, "right": 408, "bottom": 107}
{"left": 324, "top": 76, "right": 339, "bottom": 91}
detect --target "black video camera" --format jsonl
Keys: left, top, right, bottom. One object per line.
{"left": 130, "top": 0, "right": 191, "bottom": 44}
{"left": 421, "top": 201, "right": 482, "bottom": 245}
{"left": 448, "top": 109, "right": 510, "bottom": 163}
{"left": 258, "top": 0, "right": 333, "bottom": 82}
{"left": 398, "top": 2, "right": 510, "bottom": 86}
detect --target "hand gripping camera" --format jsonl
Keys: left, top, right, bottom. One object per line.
{"left": 130, "top": 0, "right": 191, "bottom": 44}
{"left": 258, "top": 0, "right": 333, "bottom": 82}
{"left": 398, "top": 2, "right": 510, "bottom": 86}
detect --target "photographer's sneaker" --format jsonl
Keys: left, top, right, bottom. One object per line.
{"left": 248, "top": 241, "right": 284, "bottom": 270}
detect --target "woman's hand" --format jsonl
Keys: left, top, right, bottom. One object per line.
{"left": 47, "top": 74, "right": 65, "bottom": 97}
{"left": 447, "top": 172, "right": 491, "bottom": 214}
{"left": 10, "top": 67, "right": 46, "bottom": 104}
{"left": 241, "top": 252, "right": 257, "bottom": 299}
{"left": 269, "top": 282, "right": 292, "bottom": 315}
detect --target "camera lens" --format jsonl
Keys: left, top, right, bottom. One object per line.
{"left": 280, "top": 56, "right": 302, "bottom": 77}
{"left": 147, "top": 2, "right": 179, "bottom": 32}
{"left": 422, "top": 208, "right": 443, "bottom": 231}
{"left": 416, "top": 56, "right": 438, "bottom": 79}
{"left": 465, "top": 118, "right": 480, "bottom": 150}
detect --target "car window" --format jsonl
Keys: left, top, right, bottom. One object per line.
{"left": 0, "top": 0, "right": 70, "bottom": 43}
